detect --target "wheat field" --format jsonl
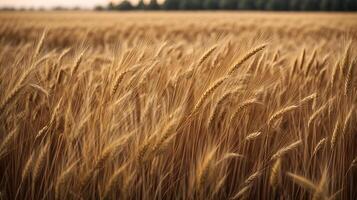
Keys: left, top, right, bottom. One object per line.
{"left": 0, "top": 12, "right": 357, "bottom": 200}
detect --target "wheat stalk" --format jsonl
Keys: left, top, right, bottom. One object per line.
{"left": 192, "top": 76, "right": 227, "bottom": 114}
{"left": 271, "top": 140, "right": 302, "bottom": 160}
{"left": 32, "top": 142, "right": 49, "bottom": 184}
{"left": 330, "top": 121, "right": 340, "bottom": 150}
{"left": 196, "top": 147, "right": 217, "bottom": 191}
{"left": 71, "top": 49, "right": 86, "bottom": 75}
{"left": 197, "top": 45, "right": 217, "bottom": 67}
{"left": 308, "top": 103, "right": 329, "bottom": 128}
{"left": 287, "top": 172, "right": 317, "bottom": 191}
{"left": 95, "top": 133, "right": 132, "bottom": 171}
{"left": 228, "top": 44, "right": 267, "bottom": 75}
{"left": 268, "top": 105, "right": 298, "bottom": 126}
{"left": 0, "top": 84, "right": 26, "bottom": 114}
{"left": 21, "top": 152, "right": 35, "bottom": 182}
{"left": 55, "top": 161, "right": 78, "bottom": 199}
{"left": 207, "top": 90, "right": 234, "bottom": 128}
{"left": 312, "top": 168, "right": 328, "bottom": 200}
{"left": 300, "top": 93, "right": 318, "bottom": 106}
{"left": 342, "top": 106, "right": 354, "bottom": 135}
{"left": 0, "top": 128, "right": 18, "bottom": 159}
{"left": 313, "top": 137, "right": 327, "bottom": 156}
{"left": 245, "top": 131, "right": 262, "bottom": 141}
{"left": 244, "top": 171, "right": 262, "bottom": 185}
{"left": 344, "top": 58, "right": 355, "bottom": 96}
{"left": 34, "top": 30, "right": 46, "bottom": 58}
{"left": 231, "top": 185, "right": 251, "bottom": 200}
{"left": 102, "top": 163, "right": 128, "bottom": 199}
{"left": 231, "top": 98, "right": 262, "bottom": 121}
{"left": 270, "top": 158, "right": 282, "bottom": 188}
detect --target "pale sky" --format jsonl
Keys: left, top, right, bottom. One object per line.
{"left": 0, "top": 0, "right": 157, "bottom": 8}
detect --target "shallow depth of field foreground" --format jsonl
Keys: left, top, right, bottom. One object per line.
{"left": 0, "top": 12, "right": 357, "bottom": 199}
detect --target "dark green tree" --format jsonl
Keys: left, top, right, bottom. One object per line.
{"left": 290, "top": 0, "right": 301, "bottom": 10}
{"left": 331, "top": 0, "right": 345, "bottom": 10}
{"left": 203, "top": 0, "right": 220, "bottom": 9}
{"left": 219, "top": 0, "right": 238, "bottom": 10}
{"left": 163, "top": 0, "right": 180, "bottom": 10}
{"left": 238, "top": 0, "right": 256, "bottom": 10}
{"left": 266, "top": 0, "right": 290, "bottom": 10}
{"left": 344, "top": 0, "right": 357, "bottom": 10}
{"left": 147, "top": 0, "right": 161, "bottom": 10}
{"left": 179, "top": 0, "right": 203, "bottom": 10}
{"left": 137, "top": 0, "right": 146, "bottom": 10}
{"left": 107, "top": 2, "right": 115, "bottom": 10}
{"left": 255, "top": 0, "right": 267, "bottom": 9}
{"left": 301, "top": 0, "right": 321, "bottom": 10}
{"left": 94, "top": 5, "right": 104, "bottom": 11}
{"left": 320, "top": 0, "right": 332, "bottom": 10}
{"left": 115, "top": 0, "right": 134, "bottom": 10}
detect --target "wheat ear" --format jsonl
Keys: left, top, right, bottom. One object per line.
{"left": 192, "top": 76, "right": 227, "bottom": 114}
{"left": 270, "top": 158, "right": 282, "bottom": 188}
{"left": 197, "top": 45, "right": 217, "bottom": 67}
{"left": 268, "top": 105, "right": 298, "bottom": 126}
{"left": 287, "top": 172, "right": 317, "bottom": 191}
{"left": 271, "top": 140, "right": 302, "bottom": 160}
{"left": 228, "top": 44, "right": 267, "bottom": 75}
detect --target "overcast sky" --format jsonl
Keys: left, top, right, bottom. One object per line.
{"left": 0, "top": 0, "right": 157, "bottom": 8}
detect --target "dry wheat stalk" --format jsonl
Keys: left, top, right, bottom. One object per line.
{"left": 287, "top": 172, "right": 317, "bottom": 191}
{"left": 231, "top": 185, "right": 251, "bottom": 200}
{"left": 342, "top": 106, "right": 354, "bottom": 135}
{"left": 197, "top": 45, "right": 217, "bottom": 67}
{"left": 344, "top": 58, "right": 355, "bottom": 96}
{"left": 351, "top": 157, "right": 357, "bottom": 168}
{"left": 313, "top": 137, "right": 327, "bottom": 156}
{"left": 228, "top": 44, "right": 267, "bottom": 75}
{"left": 268, "top": 105, "right": 298, "bottom": 126}
{"left": 196, "top": 148, "right": 217, "bottom": 190}
{"left": 155, "top": 42, "right": 168, "bottom": 57}
{"left": 0, "top": 84, "right": 26, "bottom": 114}
{"left": 207, "top": 90, "right": 234, "bottom": 128}
{"left": 305, "top": 50, "right": 317, "bottom": 76}
{"left": 112, "top": 66, "right": 140, "bottom": 97}
{"left": 55, "top": 161, "right": 78, "bottom": 199}
{"left": 21, "top": 152, "right": 35, "bottom": 181}
{"left": 71, "top": 49, "right": 86, "bottom": 75}
{"left": 312, "top": 168, "right": 328, "bottom": 200}
{"left": 29, "top": 84, "right": 49, "bottom": 97}
{"left": 212, "top": 175, "right": 227, "bottom": 196}
{"left": 34, "top": 30, "right": 46, "bottom": 58}
{"left": 299, "top": 49, "right": 306, "bottom": 70}
{"left": 308, "top": 103, "right": 329, "bottom": 128}
{"left": 270, "top": 158, "right": 282, "bottom": 188}
{"left": 0, "top": 128, "right": 18, "bottom": 159}
{"left": 216, "top": 153, "right": 244, "bottom": 165}
{"left": 245, "top": 131, "right": 262, "bottom": 141}
{"left": 192, "top": 76, "right": 228, "bottom": 114}
{"left": 271, "top": 140, "right": 302, "bottom": 160}
{"left": 32, "top": 142, "right": 50, "bottom": 184}
{"left": 330, "top": 121, "right": 340, "bottom": 150}
{"left": 300, "top": 93, "right": 318, "bottom": 106}
{"left": 244, "top": 171, "right": 262, "bottom": 185}
{"left": 151, "top": 119, "right": 177, "bottom": 155}
{"left": 102, "top": 163, "right": 128, "bottom": 199}
{"left": 330, "top": 61, "right": 340, "bottom": 88}
{"left": 95, "top": 133, "right": 132, "bottom": 171}
{"left": 231, "top": 98, "right": 261, "bottom": 120}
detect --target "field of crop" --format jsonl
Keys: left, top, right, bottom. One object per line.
{"left": 0, "top": 12, "right": 357, "bottom": 200}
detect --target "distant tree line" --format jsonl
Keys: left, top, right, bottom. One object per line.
{"left": 97, "top": 0, "right": 357, "bottom": 11}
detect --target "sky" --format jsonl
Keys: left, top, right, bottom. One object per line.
{"left": 0, "top": 0, "right": 152, "bottom": 8}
